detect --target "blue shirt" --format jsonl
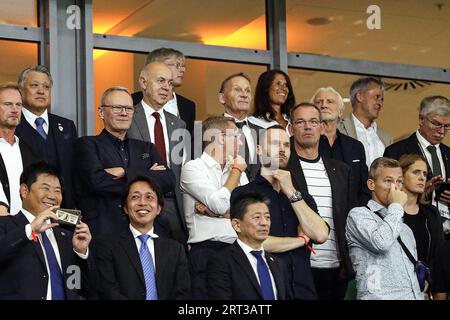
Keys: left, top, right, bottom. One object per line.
{"left": 231, "top": 174, "right": 319, "bottom": 300}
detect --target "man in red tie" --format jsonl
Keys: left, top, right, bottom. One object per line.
{"left": 128, "top": 63, "right": 189, "bottom": 248}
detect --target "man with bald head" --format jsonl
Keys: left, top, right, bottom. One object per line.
{"left": 128, "top": 62, "right": 189, "bottom": 248}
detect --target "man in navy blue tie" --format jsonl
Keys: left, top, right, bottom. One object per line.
{"left": 0, "top": 162, "right": 96, "bottom": 300}
{"left": 207, "top": 191, "right": 291, "bottom": 300}
{"left": 93, "top": 175, "right": 190, "bottom": 299}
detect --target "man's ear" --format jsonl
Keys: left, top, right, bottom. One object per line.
{"left": 231, "top": 218, "right": 241, "bottom": 233}
{"left": 356, "top": 91, "right": 364, "bottom": 103}
{"left": 288, "top": 123, "right": 293, "bottom": 136}
{"left": 367, "top": 179, "right": 375, "bottom": 191}
{"left": 19, "top": 184, "right": 29, "bottom": 200}
{"left": 98, "top": 107, "right": 104, "bottom": 119}
{"left": 138, "top": 76, "right": 147, "bottom": 91}
{"left": 218, "top": 92, "right": 226, "bottom": 105}
{"left": 418, "top": 115, "right": 425, "bottom": 128}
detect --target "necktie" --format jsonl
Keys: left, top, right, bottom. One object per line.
{"left": 426, "top": 145, "right": 442, "bottom": 177}
{"left": 40, "top": 231, "right": 66, "bottom": 300}
{"left": 152, "top": 112, "right": 167, "bottom": 166}
{"left": 235, "top": 121, "right": 251, "bottom": 164}
{"left": 250, "top": 250, "right": 275, "bottom": 300}
{"left": 138, "top": 234, "right": 158, "bottom": 300}
{"left": 35, "top": 117, "right": 47, "bottom": 140}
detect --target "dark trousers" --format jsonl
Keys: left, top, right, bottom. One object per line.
{"left": 311, "top": 267, "right": 348, "bottom": 300}
{"left": 189, "top": 240, "right": 231, "bottom": 300}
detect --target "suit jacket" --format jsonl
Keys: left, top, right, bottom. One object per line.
{"left": 288, "top": 143, "right": 355, "bottom": 278}
{"left": 15, "top": 113, "right": 77, "bottom": 208}
{"left": 127, "top": 103, "right": 188, "bottom": 238}
{"left": 319, "top": 131, "right": 371, "bottom": 207}
{"left": 0, "top": 137, "right": 43, "bottom": 209}
{"left": 93, "top": 228, "right": 190, "bottom": 300}
{"left": 132, "top": 91, "right": 196, "bottom": 144}
{"left": 207, "top": 241, "right": 291, "bottom": 300}
{"left": 73, "top": 129, "right": 176, "bottom": 236}
{"left": 384, "top": 132, "right": 450, "bottom": 181}
{"left": 338, "top": 113, "right": 393, "bottom": 147}
{"left": 0, "top": 212, "right": 96, "bottom": 300}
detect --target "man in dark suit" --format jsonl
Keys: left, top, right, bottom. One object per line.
{"left": 73, "top": 86, "right": 175, "bottom": 237}
{"left": 128, "top": 62, "right": 188, "bottom": 247}
{"left": 288, "top": 103, "right": 355, "bottom": 300}
{"left": 131, "top": 47, "right": 196, "bottom": 149}
{"left": 220, "top": 72, "right": 261, "bottom": 182}
{"left": 16, "top": 65, "right": 77, "bottom": 208}
{"left": 384, "top": 95, "right": 450, "bottom": 236}
{"left": 207, "top": 191, "right": 290, "bottom": 300}
{"left": 94, "top": 175, "right": 190, "bottom": 300}
{"left": 311, "top": 86, "right": 370, "bottom": 206}
{"left": 0, "top": 162, "right": 96, "bottom": 300}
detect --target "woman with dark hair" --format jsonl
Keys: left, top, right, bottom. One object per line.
{"left": 248, "top": 69, "right": 295, "bottom": 130}
{"left": 399, "top": 154, "right": 445, "bottom": 299}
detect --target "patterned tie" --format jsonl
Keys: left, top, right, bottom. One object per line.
{"left": 40, "top": 231, "right": 66, "bottom": 300}
{"left": 138, "top": 234, "right": 158, "bottom": 300}
{"left": 152, "top": 112, "right": 167, "bottom": 166}
{"left": 250, "top": 250, "right": 275, "bottom": 300}
{"left": 426, "top": 145, "right": 442, "bottom": 177}
{"left": 35, "top": 117, "right": 47, "bottom": 140}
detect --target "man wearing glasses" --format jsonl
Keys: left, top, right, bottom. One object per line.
{"left": 288, "top": 103, "right": 355, "bottom": 300}
{"left": 385, "top": 95, "right": 450, "bottom": 238}
{"left": 73, "top": 86, "right": 175, "bottom": 237}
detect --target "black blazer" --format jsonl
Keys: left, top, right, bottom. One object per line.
{"left": 0, "top": 212, "right": 96, "bottom": 300}
{"left": 132, "top": 91, "right": 196, "bottom": 141}
{"left": 93, "top": 228, "right": 190, "bottom": 300}
{"left": 384, "top": 133, "right": 450, "bottom": 181}
{"left": 207, "top": 241, "right": 291, "bottom": 300}
{"left": 15, "top": 113, "right": 77, "bottom": 208}
{"left": 73, "top": 130, "right": 176, "bottom": 236}
{"left": 319, "top": 131, "right": 371, "bottom": 207}
{"left": 288, "top": 142, "right": 355, "bottom": 278}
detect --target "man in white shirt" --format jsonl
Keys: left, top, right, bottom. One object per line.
{"left": 207, "top": 191, "right": 290, "bottom": 300}
{"left": 0, "top": 162, "right": 94, "bottom": 300}
{"left": 180, "top": 116, "right": 248, "bottom": 299}
{"left": 338, "top": 77, "right": 393, "bottom": 168}
{"left": 128, "top": 62, "right": 189, "bottom": 247}
{"left": 220, "top": 72, "right": 261, "bottom": 181}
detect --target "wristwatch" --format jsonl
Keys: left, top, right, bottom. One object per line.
{"left": 288, "top": 191, "right": 303, "bottom": 203}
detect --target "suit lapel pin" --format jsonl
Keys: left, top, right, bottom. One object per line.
{"left": 58, "top": 123, "right": 64, "bottom": 132}
{"left": 61, "top": 231, "right": 66, "bottom": 237}
{"left": 269, "top": 256, "right": 274, "bottom": 261}
{"left": 171, "top": 122, "right": 174, "bottom": 126}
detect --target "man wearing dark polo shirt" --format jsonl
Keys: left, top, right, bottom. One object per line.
{"left": 231, "top": 126, "right": 329, "bottom": 300}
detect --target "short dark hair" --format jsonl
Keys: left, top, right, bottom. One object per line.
{"left": 121, "top": 175, "right": 164, "bottom": 209}
{"left": 349, "top": 76, "right": 384, "bottom": 106}
{"left": 219, "top": 72, "right": 251, "bottom": 93}
{"left": 230, "top": 191, "right": 270, "bottom": 220}
{"left": 253, "top": 69, "right": 295, "bottom": 121}
{"left": 289, "top": 102, "right": 322, "bottom": 123}
{"left": 20, "top": 162, "right": 62, "bottom": 190}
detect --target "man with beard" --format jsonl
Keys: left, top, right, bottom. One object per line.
{"left": 231, "top": 126, "right": 328, "bottom": 300}
{"left": 288, "top": 103, "right": 354, "bottom": 300}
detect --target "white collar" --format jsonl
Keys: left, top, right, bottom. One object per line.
{"left": 141, "top": 100, "right": 165, "bottom": 117}
{"left": 200, "top": 152, "right": 222, "bottom": 169}
{"left": 352, "top": 113, "right": 377, "bottom": 131}
{"left": 236, "top": 238, "right": 264, "bottom": 255}
{"left": 224, "top": 112, "right": 249, "bottom": 123}
{"left": 21, "top": 208, "right": 36, "bottom": 224}
{"left": 0, "top": 135, "right": 20, "bottom": 146}
{"left": 416, "top": 129, "right": 440, "bottom": 149}
{"left": 22, "top": 108, "right": 49, "bottom": 126}
{"left": 129, "top": 224, "right": 159, "bottom": 239}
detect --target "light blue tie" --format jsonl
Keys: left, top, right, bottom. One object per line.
{"left": 35, "top": 117, "right": 47, "bottom": 140}
{"left": 138, "top": 234, "right": 158, "bottom": 300}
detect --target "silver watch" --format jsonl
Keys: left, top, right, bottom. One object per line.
{"left": 288, "top": 191, "right": 303, "bottom": 203}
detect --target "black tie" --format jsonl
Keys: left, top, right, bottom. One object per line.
{"left": 426, "top": 145, "right": 442, "bottom": 177}
{"left": 236, "top": 121, "right": 250, "bottom": 164}
{"left": 235, "top": 121, "right": 247, "bottom": 129}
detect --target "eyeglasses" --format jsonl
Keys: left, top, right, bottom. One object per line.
{"left": 102, "top": 105, "right": 135, "bottom": 114}
{"left": 425, "top": 117, "right": 450, "bottom": 132}
{"left": 166, "top": 62, "right": 186, "bottom": 70}
{"left": 292, "top": 119, "right": 321, "bottom": 127}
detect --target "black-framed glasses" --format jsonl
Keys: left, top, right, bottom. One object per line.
{"left": 102, "top": 105, "right": 134, "bottom": 114}
{"left": 426, "top": 117, "right": 450, "bottom": 131}
{"left": 293, "top": 119, "right": 321, "bottom": 127}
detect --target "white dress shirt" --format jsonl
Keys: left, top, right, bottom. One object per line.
{"left": 163, "top": 92, "right": 179, "bottom": 117}
{"left": 352, "top": 114, "right": 386, "bottom": 168}
{"left": 129, "top": 224, "right": 158, "bottom": 271}
{"left": 180, "top": 152, "right": 248, "bottom": 244}
{"left": 22, "top": 208, "right": 88, "bottom": 300}
{"left": 0, "top": 136, "right": 23, "bottom": 215}
{"left": 141, "top": 100, "right": 171, "bottom": 166}
{"left": 236, "top": 238, "right": 278, "bottom": 299}
{"left": 248, "top": 114, "right": 291, "bottom": 136}
{"left": 22, "top": 108, "right": 49, "bottom": 134}
{"left": 224, "top": 113, "right": 256, "bottom": 162}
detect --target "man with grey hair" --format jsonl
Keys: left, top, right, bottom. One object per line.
{"left": 131, "top": 48, "right": 196, "bottom": 143}
{"left": 312, "top": 87, "right": 371, "bottom": 206}
{"left": 384, "top": 95, "right": 450, "bottom": 237}
{"left": 73, "top": 86, "right": 175, "bottom": 237}
{"left": 338, "top": 77, "right": 393, "bottom": 169}
{"left": 15, "top": 65, "right": 78, "bottom": 208}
